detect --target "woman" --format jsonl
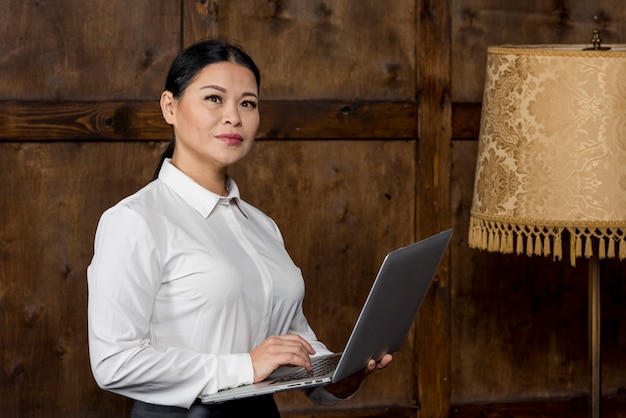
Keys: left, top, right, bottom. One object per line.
{"left": 87, "top": 38, "right": 391, "bottom": 417}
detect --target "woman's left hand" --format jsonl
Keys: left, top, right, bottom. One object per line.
{"left": 323, "top": 353, "right": 393, "bottom": 399}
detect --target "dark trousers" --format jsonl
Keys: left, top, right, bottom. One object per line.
{"left": 130, "top": 396, "right": 280, "bottom": 418}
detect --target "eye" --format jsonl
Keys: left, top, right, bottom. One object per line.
{"left": 204, "top": 94, "right": 222, "bottom": 103}
{"left": 241, "top": 100, "right": 258, "bottom": 109}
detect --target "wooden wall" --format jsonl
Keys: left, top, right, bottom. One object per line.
{"left": 1, "top": 1, "right": 624, "bottom": 417}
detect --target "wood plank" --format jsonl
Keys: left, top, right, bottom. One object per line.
{"left": 182, "top": 0, "right": 219, "bottom": 46}
{"left": 258, "top": 100, "right": 418, "bottom": 139}
{"left": 0, "top": 100, "right": 419, "bottom": 140}
{"left": 416, "top": 1, "right": 453, "bottom": 418}
{"left": 0, "top": 142, "right": 163, "bottom": 417}
{"left": 282, "top": 406, "right": 417, "bottom": 418}
{"left": 0, "top": 101, "right": 170, "bottom": 141}
{"left": 0, "top": 140, "right": 415, "bottom": 415}
{"left": 231, "top": 140, "right": 417, "bottom": 410}
{"left": 0, "top": 1, "right": 180, "bottom": 101}
{"left": 0, "top": 101, "right": 483, "bottom": 141}
{"left": 450, "top": 397, "right": 626, "bottom": 418}
{"left": 452, "top": 103, "right": 481, "bottom": 139}
{"left": 215, "top": 0, "right": 417, "bottom": 101}
{"left": 451, "top": 140, "right": 626, "bottom": 405}
{"left": 450, "top": 0, "right": 626, "bottom": 103}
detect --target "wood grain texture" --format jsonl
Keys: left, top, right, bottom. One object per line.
{"left": 0, "top": 101, "right": 169, "bottom": 140}
{"left": 451, "top": 141, "right": 626, "bottom": 404}
{"left": 450, "top": 397, "right": 626, "bottom": 418}
{"left": 214, "top": 0, "right": 417, "bottom": 101}
{"left": 0, "top": 100, "right": 484, "bottom": 141}
{"left": 0, "top": 142, "right": 163, "bottom": 417}
{"left": 416, "top": 0, "right": 453, "bottom": 417}
{"left": 283, "top": 407, "right": 418, "bottom": 418}
{"left": 451, "top": 0, "right": 626, "bottom": 102}
{"left": 0, "top": 140, "right": 416, "bottom": 415}
{"left": 182, "top": 0, "right": 219, "bottom": 45}
{"left": 2, "top": 0, "right": 626, "bottom": 417}
{"left": 0, "top": 0, "right": 180, "bottom": 101}
{"left": 230, "top": 140, "right": 417, "bottom": 410}
{"left": 0, "top": 100, "right": 420, "bottom": 141}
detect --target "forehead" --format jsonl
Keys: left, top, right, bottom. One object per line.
{"left": 190, "top": 61, "right": 258, "bottom": 92}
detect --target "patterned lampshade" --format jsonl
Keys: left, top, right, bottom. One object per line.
{"left": 468, "top": 45, "right": 626, "bottom": 266}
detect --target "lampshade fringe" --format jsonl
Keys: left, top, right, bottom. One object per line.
{"left": 526, "top": 235, "right": 533, "bottom": 256}
{"left": 469, "top": 217, "right": 626, "bottom": 266}
{"left": 599, "top": 239, "right": 606, "bottom": 259}
{"left": 554, "top": 235, "right": 563, "bottom": 260}
{"left": 543, "top": 235, "right": 551, "bottom": 257}
{"left": 575, "top": 235, "right": 583, "bottom": 259}
{"left": 608, "top": 239, "right": 616, "bottom": 258}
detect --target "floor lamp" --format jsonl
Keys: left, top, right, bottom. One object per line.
{"left": 468, "top": 40, "right": 626, "bottom": 418}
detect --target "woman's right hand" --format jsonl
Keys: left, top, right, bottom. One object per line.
{"left": 250, "top": 335, "right": 316, "bottom": 383}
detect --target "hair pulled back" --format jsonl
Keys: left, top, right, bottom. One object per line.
{"left": 153, "top": 38, "right": 261, "bottom": 180}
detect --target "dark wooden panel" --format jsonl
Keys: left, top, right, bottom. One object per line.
{"left": 452, "top": 103, "right": 481, "bottom": 139}
{"left": 451, "top": 0, "right": 626, "bottom": 102}
{"left": 283, "top": 406, "right": 417, "bottom": 418}
{"left": 0, "top": 101, "right": 169, "bottom": 141}
{"left": 258, "top": 101, "right": 419, "bottom": 139}
{"left": 230, "top": 140, "right": 417, "bottom": 410}
{"left": 182, "top": 0, "right": 218, "bottom": 45}
{"left": 450, "top": 140, "right": 626, "bottom": 404}
{"left": 0, "top": 141, "right": 164, "bottom": 417}
{"left": 0, "top": 0, "right": 181, "bottom": 101}
{"left": 451, "top": 397, "right": 626, "bottom": 418}
{"left": 215, "top": 0, "right": 417, "bottom": 100}
{"left": 0, "top": 139, "right": 415, "bottom": 415}
{"left": 0, "top": 100, "right": 419, "bottom": 140}
{"left": 0, "top": 100, "right": 485, "bottom": 141}
{"left": 416, "top": 0, "right": 453, "bottom": 417}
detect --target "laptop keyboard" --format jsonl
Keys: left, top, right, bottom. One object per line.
{"left": 271, "top": 354, "right": 340, "bottom": 384}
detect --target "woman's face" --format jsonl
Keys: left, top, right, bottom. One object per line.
{"left": 161, "top": 61, "right": 260, "bottom": 178}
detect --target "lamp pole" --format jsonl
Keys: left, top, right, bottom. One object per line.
{"left": 589, "top": 254, "right": 601, "bottom": 418}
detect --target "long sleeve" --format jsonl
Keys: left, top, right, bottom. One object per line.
{"left": 88, "top": 161, "right": 334, "bottom": 408}
{"left": 88, "top": 205, "right": 254, "bottom": 408}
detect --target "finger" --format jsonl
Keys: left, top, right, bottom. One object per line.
{"left": 267, "top": 334, "right": 315, "bottom": 356}
{"left": 379, "top": 353, "right": 393, "bottom": 368}
{"left": 365, "top": 354, "right": 393, "bottom": 373}
{"left": 266, "top": 335, "right": 314, "bottom": 368}
{"left": 279, "top": 334, "right": 316, "bottom": 355}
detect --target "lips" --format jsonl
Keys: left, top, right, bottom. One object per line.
{"left": 216, "top": 133, "right": 244, "bottom": 145}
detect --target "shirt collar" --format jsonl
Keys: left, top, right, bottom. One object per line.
{"left": 158, "top": 159, "right": 248, "bottom": 219}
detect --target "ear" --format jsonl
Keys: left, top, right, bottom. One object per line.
{"left": 160, "top": 91, "right": 176, "bottom": 125}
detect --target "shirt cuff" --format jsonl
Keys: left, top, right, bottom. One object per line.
{"left": 201, "top": 353, "right": 254, "bottom": 396}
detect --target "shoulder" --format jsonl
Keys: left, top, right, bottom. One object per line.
{"left": 96, "top": 181, "right": 165, "bottom": 231}
{"left": 103, "top": 180, "right": 170, "bottom": 219}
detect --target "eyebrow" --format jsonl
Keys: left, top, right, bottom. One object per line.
{"left": 200, "top": 84, "right": 258, "bottom": 99}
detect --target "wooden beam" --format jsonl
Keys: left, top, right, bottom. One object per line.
{"left": 282, "top": 407, "right": 417, "bottom": 418}
{"left": 0, "top": 101, "right": 480, "bottom": 141}
{"left": 0, "top": 101, "right": 169, "bottom": 141}
{"left": 416, "top": 0, "right": 452, "bottom": 418}
{"left": 0, "top": 100, "right": 418, "bottom": 140}
{"left": 450, "top": 397, "right": 626, "bottom": 418}
{"left": 258, "top": 100, "right": 419, "bottom": 139}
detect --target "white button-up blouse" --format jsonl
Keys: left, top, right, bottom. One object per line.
{"left": 87, "top": 159, "right": 332, "bottom": 408}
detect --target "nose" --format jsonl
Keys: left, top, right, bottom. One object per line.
{"left": 222, "top": 103, "right": 242, "bottom": 127}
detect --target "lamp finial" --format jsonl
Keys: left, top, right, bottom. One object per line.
{"left": 584, "top": 29, "right": 611, "bottom": 51}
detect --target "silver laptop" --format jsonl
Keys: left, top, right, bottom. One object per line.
{"left": 201, "top": 229, "right": 453, "bottom": 404}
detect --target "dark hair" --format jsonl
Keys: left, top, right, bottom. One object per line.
{"left": 152, "top": 38, "right": 261, "bottom": 180}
